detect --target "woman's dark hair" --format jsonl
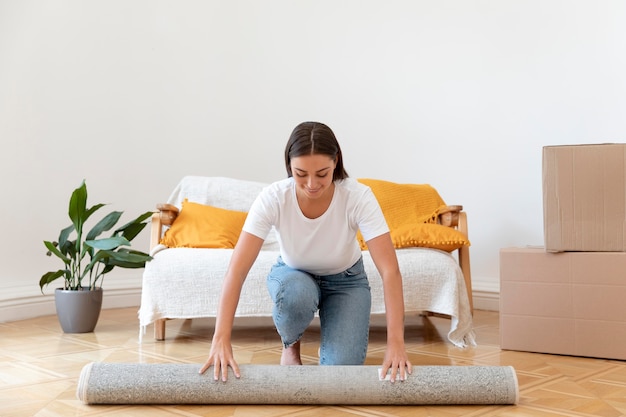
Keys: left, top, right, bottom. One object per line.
{"left": 284, "top": 121, "right": 349, "bottom": 181}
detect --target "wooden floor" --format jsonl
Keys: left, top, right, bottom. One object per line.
{"left": 1, "top": 308, "right": 626, "bottom": 416}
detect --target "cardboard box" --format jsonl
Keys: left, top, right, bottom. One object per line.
{"left": 500, "top": 247, "right": 626, "bottom": 360}
{"left": 543, "top": 143, "right": 626, "bottom": 252}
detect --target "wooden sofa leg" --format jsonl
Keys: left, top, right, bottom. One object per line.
{"left": 154, "top": 319, "right": 166, "bottom": 341}
{"left": 458, "top": 246, "right": 473, "bottom": 314}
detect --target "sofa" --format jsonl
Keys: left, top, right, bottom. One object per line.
{"left": 139, "top": 176, "right": 475, "bottom": 347}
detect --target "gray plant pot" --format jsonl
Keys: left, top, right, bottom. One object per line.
{"left": 54, "top": 287, "right": 103, "bottom": 333}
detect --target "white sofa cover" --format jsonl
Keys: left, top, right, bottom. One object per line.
{"left": 139, "top": 176, "right": 475, "bottom": 347}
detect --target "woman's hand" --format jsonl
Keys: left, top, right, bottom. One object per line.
{"left": 366, "top": 233, "right": 413, "bottom": 382}
{"left": 199, "top": 232, "right": 265, "bottom": 381}
{"left": 380, "top": 340, "right": 412, "bottom": 382}
{"left": 199, "top": 338, "right": 240, "bottom": 382}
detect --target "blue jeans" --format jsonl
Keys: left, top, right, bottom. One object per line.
{"left": 267, "top": 256, "right": 371, "bottom": 365}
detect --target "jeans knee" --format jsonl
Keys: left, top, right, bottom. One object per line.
{"left": 320, "top": 343, "right": 367, "bottom": 365}
{"left": 269, "top": 268, "right": 318, "bottom": 304}
{"left": 279, "top": 280, "right": 318, "bottom": 318}
{"left": 268, "top": 271, "right": 319, "bottom": 332}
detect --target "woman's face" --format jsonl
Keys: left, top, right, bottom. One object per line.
{"left": 290, "top": 154, "right": 337, "bottom": 200}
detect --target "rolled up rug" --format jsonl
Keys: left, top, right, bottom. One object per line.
{"left": 77, "top": 363, "right": 519, "bottom": 405}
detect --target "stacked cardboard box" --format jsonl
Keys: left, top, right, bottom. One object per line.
{"left": 500, "top": 144, "right": 626, "bottom": 360}
{"left": 543, "top": 144, "right": 626, "bottom": 252}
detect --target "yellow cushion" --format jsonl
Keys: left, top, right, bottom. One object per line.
{"left": 160, "top": 199, "right": 247, "bottom": 249}
{"left": 357, "top": 178, "right": 470, "bottom": 252}
{"left": 358, "top": 222, "right": 469, "bottom": 252}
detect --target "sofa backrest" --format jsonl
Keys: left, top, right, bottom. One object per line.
{"left": 167, "top": 176, "right": 279, "bottom": 250}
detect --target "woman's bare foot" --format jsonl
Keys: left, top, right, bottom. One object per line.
{"left": 281, "top": 341, "right": 302, "bottom": 365}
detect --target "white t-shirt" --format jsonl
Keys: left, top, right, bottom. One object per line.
{"left": 242, "top": 177, "right": 389, "bottom": 275}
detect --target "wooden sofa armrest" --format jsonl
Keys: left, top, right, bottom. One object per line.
{"left": 437, "top": 205, "right": 463, "bottom": 228}
{"left": 149, "top": 204, "right": 179, "bottom": 250}
{"left": 157, "top": 203, "right": 179, "bottom": 224}
{"left": 436, "top": 205, "right": 473, "bottom": 313}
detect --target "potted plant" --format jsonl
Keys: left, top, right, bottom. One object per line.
{"left": 40, "top": 180, "right": 152, "bottom": 333}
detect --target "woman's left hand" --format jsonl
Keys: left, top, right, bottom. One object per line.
{"left": 380, "top": 341, "right": 412, "bottom": 383}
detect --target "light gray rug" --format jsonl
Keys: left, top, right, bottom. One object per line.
{"left": 77, "top": 363, "right": 519, "bottom": 405}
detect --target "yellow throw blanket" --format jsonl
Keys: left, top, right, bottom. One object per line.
{"left": 358, "top": 178, "right": 465, "bottom": 251}
{"left": 359, "top": 178, "right": 446, "bottom": 224}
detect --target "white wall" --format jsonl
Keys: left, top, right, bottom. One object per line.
{"left": 2, "top": 0, "right": 625, "bottom": 321}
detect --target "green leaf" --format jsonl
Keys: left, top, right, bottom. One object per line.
{"left": 81, "top": 250, "right": 110, "bottom": 277}
{"left": 118, "top": 222, "right": 147, "bottom": 242}
{"left": 84, "top": 203, "right": 106, "bottom": 223}
{"left": 68, "top": 180, "right": 88, "bottom": 234}
{"left": 86, "top": 211, "right": 123, "bottom": 241}
{"left": 59, "top": 238, "right": 77, "bottom": 259}
{"left": 106, "top": 260, "right": 146, "bottom": 268}
{"left": 39, "top": 270, "right": 66, "bottom": 292}
{"left": 101, "top": 264, "right": 115, "bottom": 275}
{"left": 114, "top": 211, "right": 152, "bottom": 241}
{"left": 58, "top": 224, "right": 74, "bottom": 250}
{"left": 105, "top": 250, "right": 152, "bottom": 268}
{"left": 85, "top": 236, "right": 130, "bottom": 250}
{"left": 44, "top": 241, "right": 70, "bottom": 264}
{"left": 108, "top": 250, "right": 151, "bottom": 263}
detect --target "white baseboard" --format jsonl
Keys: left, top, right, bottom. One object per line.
{"left": 0, "top": 287, "right": 142, "bottom": 323}
{"left": 470, "top": 276, "right": 500, "bottom": 311}
{"left": 0, "top": 274, "right": 144, "bottom": 323}
{"left": 1, "top": 276, "right": 501, "bottom": 323}
{"left": 472, "top": 290, "right": 500, "bottom": 311}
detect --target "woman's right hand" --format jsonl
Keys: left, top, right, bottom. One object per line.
{"left": 199, "top": 338, "right": 240, "bottom": 382}
{"left": 199, "top": 233, "right": 264, "bottom": 381}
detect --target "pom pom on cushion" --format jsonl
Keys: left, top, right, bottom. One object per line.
{"left": 160, "top": 199, "right": 247, "bottom": 248}
{"left": 358, "top": 223, "right": 469, "bottom": 252}
{"left": 357, "top": 178, "right": 470, "bottom": 252}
